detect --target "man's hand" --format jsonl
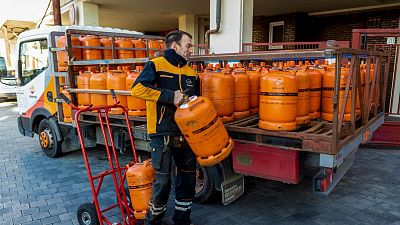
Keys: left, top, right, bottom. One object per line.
{"left": 173, "top": 90, "right": 184, "bottom": 105}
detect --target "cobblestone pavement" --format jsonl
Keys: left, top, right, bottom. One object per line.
{"left": 1, "top": 100, "right": 400, "bottom": 225}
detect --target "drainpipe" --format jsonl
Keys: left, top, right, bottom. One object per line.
{"left": 205, "top": 0, "right": 221, "bottom": 50}
{"left": 52, "top": 0, "right": 62, "bottom": 26}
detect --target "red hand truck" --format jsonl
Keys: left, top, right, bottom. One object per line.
{"left": 60, "top": 89, "right": 139, "bottom": 225}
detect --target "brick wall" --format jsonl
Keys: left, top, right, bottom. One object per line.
{"left": 252, "top": 9, "right": 399, "bottom": 44}
{"left": 309, "top": 9, "right": 399, "bottom": 45}
{"left": 252, "top": 13, "right": 306, "bottom": 51}
{"left": 252, "top": 8, "right": 399, "bottom": 113}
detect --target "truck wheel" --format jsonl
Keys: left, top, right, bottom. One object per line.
{"left": 171, "top": 163, "right": 218, "bottom": 204}
{"left": 38, "top": 119, "right": 62, "bottom": 158}
{"left": 193, "top": 165, "right": 218, "bottom": 203}
{"left": 77, "top": 203, "right": 99, "bottom": 225}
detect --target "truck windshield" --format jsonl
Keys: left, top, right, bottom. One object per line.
{"left": 0, "top": 57, "right": 6, "bottom": 77}
{"left": 18, "top": 39, "right": 48, "bottom": 85}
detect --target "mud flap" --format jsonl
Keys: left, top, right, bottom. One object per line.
{"left": 218, "top": 158, "right": 244, "bottom": 205}
{"left": 221, "top": 173, "right": 244, "bottom": 205}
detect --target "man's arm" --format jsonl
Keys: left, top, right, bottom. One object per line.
{"left": 130, "top": 61, "right": 175, "bottom": 104}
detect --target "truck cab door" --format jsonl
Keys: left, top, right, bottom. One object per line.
{"left": 16, "top": 39, "right": 50, "bottom": 115}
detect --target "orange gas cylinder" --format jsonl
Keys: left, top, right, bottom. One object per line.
{"left": 306, "top": 67, "right": 322, "bottom": 120}
{"left": 369, "top": 64, "right": 376, "bottom": 111}
{"left": 126, "top": 159, "right": 155, "bottom": 220}
{"left": 159, "top": 40, "right": 166, "bottom": 49}
{"left": 80, "top": 35, "right": 102, "bottom": 71}
{"left": 205, "top": 63, "right": 214, "bottom": 71}
{"left": 259, "top": 70, "right": 298, "bottom": 131}
{"left": 132, "top": 39, "right": 146, "bottom": 58}
{"left": 223, "top": 64, "right": 231, "bottom": 73}
{"left": 278, "top": 62, "right": 284, "bottom": 69}
{"left": 61, "top": 87, "right": 72, "bottom": 123}
{"left": 100, "top": 37, "right": 113, "bottom": 59}
{"left": 115, "top": 39, "right": 134, "bottom": 59}
{"left": 77, "top": 71, "right": 92, "bottom": 107}
{"left": 126, "top": 71, "right": 146, "bottom": 116}
{"left": 107, "top": 70, "right": 127, "bottom": 114}
{"left": 356, "top": 64, "right": 366, "bottom": 115}
{"left": 232, "top": 70, "right": 250, "bottom": 119}
{"left": 117, "top": 65, "right": 132, "bottom": 72}
{"left": 201, "top": 71, "right": 235, "bottom": 122}
{"left": 90, "top": 72, "right": 107, "bottom": 107}
{"left": 294, "top": 67, "right": 311, "bottom": 125}
{"left": 148, "top": 40, "right": 160, "bottom": 58}
{"left": 246, "top": 69, "right": 260, "bottom": 115}
{"left": 175, "top": 96, "right": 234, "bottom": 166}
{"left": 56, "top": 36, "right": 82, "bottom": 72}
{"left": 322, "top": 67, "right": 352, "bottom": 122}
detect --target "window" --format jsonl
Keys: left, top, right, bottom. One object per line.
{"left": 0, "top": 57, "right": 6, "bottom": 77}
{"left": 367, "top": 17, "right": 381, "bottom": 28}
{"left": 269, "top": 21, "right": 284, "bottom": 50}
{"left": 19, "top": 39, "right": 48, "bottom": 85}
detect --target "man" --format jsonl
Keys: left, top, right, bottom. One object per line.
{"left": 130, "top": 30, "right": 199, "bottom": 225}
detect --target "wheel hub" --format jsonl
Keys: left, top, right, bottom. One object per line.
{"left": 81, "top": 212, "right": 92, "bottom": 225}
{"left": 39, "top": 128, "right": 53, "bottom": 149}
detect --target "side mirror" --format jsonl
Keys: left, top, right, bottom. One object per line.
{"left": 0, "top": 77, "right": 18, "bottom": 86}
{"left": 17, "top": 59, "right": 22, "bottom": 77}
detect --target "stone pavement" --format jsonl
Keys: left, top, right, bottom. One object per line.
{"left": 1, "top": 100, "right": 399, "bottom": 225}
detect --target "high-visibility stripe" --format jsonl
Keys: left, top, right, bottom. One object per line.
{"left": 149, "top": 202, "right": 167, "bottom": 215}
{"left": 175, "top": 199, "right": 192, "bottom": 206}
{"left": 175, "top": 206, "right": 191, "bottom": 211}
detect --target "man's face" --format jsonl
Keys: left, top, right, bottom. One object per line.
{"left": 173, "top": 34, "right": 192, "bottom": 61}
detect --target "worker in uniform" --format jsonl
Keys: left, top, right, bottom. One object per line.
{"left": 130, "top": 30, "right": 199, "bottom": 225}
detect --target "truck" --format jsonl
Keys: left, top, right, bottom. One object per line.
{"left": 0, "top": 56, "right": 17, "bottom": 101}
{"left": 15, "top": 26, "right": 388, "bottom": 205}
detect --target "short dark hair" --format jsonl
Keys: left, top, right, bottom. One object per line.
{"left": 165, "top": 30, "right": 192, "bottom": 49}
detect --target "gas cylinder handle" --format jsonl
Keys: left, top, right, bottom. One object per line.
{"left": 144, "top": 159, "right": 152, "bottom": 167}
{"left": 110, "top": 89, "right": 116, "bottom": 99}
{"left": 59, "top": 93, "right": 71, "bottom": 105}
{"left": 188, "top": 96, "right": 203, "bottom": 111}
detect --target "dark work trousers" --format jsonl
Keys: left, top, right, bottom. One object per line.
{"left": 146, "top": 135, "right": 196, "bottom": 225}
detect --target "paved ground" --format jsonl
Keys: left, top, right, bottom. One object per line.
{"left": 1, "top": 100, "right": 400, "bottom": 225}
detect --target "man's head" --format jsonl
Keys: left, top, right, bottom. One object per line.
{"left": 165, "top": 30, "right": 192, "bottom": 60}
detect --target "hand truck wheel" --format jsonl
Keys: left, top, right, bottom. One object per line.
{"left": 77, "top": 203, "right": 99, "bottom": 225}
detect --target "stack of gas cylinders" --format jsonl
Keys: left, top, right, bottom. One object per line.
{"left": 57, "top": 35, "right": 165, "bottom": 122}
{"left": 56, "top": 35, "right": 165, "bottom": 72}
{"left": 61, "top": 66, "right": 147, "bottom": 122}
{"left": 197, "top": 60, "right": 371, "bottom": 132}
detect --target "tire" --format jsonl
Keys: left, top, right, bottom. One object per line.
{"left": 77, "top": 203, "right": 99, "bottom": 225}
{"left": 38, "top": 119, "right": 62, "bottom": 158}
{"left": 171, "top": 163, "right": 218, "bottom": 204}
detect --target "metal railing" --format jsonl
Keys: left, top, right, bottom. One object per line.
{"left": 242, "top": 41, "right": 350, "bottom": 52}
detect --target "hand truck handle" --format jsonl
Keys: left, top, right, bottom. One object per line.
{"left": 59, "top": 93, "right": 72, "bottom": 105}
{"left": 110, "top": 89, "right": 116, "bottom": 99}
